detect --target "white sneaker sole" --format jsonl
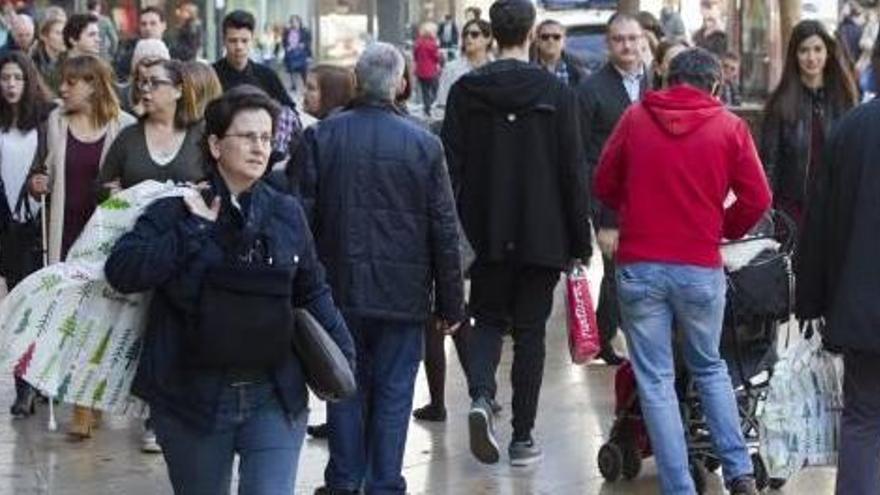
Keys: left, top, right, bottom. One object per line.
{"left": 468, "top": 407, "right": 500, "bottom": 464}
{"left": 509, "top": 451, "right": 544, "bottom": 467}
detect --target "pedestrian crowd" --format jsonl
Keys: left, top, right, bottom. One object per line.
{"left": 0, "top": 0, "right": 879, "bottom": 494}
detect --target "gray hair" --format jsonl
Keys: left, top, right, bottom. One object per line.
{"left": 355, "top": 42, "right": 405, "bottom": 102}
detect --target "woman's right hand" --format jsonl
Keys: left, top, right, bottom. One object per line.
{"left": 183, "top": 192, "right": 221, "bottom": 223}
{"left": 29, "top": 174, "right": 49, "bottom": 197}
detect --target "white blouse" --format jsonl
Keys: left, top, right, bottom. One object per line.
{"left": 0, "top": 128, "right": 39, "bottom": 219}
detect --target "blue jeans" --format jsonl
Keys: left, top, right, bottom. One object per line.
{"left": 152, "top": 382, "right": 308, "bottom": 495}
{"left": 616, "top": 262, "right": 752, "bottom": 494}
{"left": 325, "top": 316, "right": 423, "bottom": 494}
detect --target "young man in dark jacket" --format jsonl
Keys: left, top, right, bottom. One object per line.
{"left": 797, "top": 96, "right": 880, "bottom": 495}
{"left": 532, "top": 19, "right": 588, "bottom": 87}
{"left": 442, "top": 0, "right": 591, "bottom": 467}
{"left": 576, "top": 13, "right": 649, "bottom": 365}
{"left": 594, "top": 48, "right": 770, "bottom": 495}
{"left": 305, "top": 42, "right": 465, "bottom": 495}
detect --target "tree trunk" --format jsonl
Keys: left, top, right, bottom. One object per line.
{"left": 377, "top": 0, "right": 405, "bottom": 45}
{"left": 617, "top": 0, "right": 640, "bottom": 15}
{"left": 778, "top": 0, "right": 801, "bottom": 50}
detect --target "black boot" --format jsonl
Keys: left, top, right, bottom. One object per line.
{"left": 10, "top": 377, "right": 37, "bottom": 418}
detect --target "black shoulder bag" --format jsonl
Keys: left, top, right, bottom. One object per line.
{"left": 0, "top": 186, "right": 43, "bottom": 288}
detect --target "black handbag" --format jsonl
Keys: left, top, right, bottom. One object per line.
{"left": 192, "top": 261, "right": 296, "bottom": 368}
{"left": 0, "top": 187, "right": 43, "bottom": 288}
{"left": 293, "top": 308, "right": 356, "bottom": 402}
{"left": 726, "top": 249, "right": 792, "bottom": 322}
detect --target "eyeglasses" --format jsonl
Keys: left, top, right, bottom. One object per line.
{"left": 465, "top": 30, "right": 484, "bottom": 39}
{"left": 224, "top": 132, "right": 275, "bottom": 147}
{"left": 540, "top": 33, "right": 563, "bottom": 41}
{"left": 610, "top": 34, "right": 642, "bottom": 45}
{"left": 136, "top": 77, "right": 175, "bottom": 92}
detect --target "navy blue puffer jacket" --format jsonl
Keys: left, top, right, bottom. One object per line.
{"left": 302, "top": 101, "right": 465, "bottom": 324}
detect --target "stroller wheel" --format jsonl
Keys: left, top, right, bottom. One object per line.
{"left": 598, "top": 443, "right": 623, "bottom": 482}
{"left": 769, "top": 477, "right": 787, "bottom": 490}
{"left": 621, "top": 444, "right": 642, "bottom": 480}
{"left": 690, "top": 461, "right": 708, "bottom": 495}
{"left": 703, "top": 456, "right": 721, "bottom": 472}
{"left": 751, "top": 453, "right": 770, "bottom": 491}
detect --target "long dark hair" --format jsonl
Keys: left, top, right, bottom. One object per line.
{"left": 765, "top": 20, "right": 858, "bottom": 124}
{"left": 0, "top": 51, "right": 52, "bottom": 132}
{"left": 309, "top": 64, "right": 355, "bottom": 119}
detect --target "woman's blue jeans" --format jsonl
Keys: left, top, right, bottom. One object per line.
{"left": 152, "top": 382, "right": 308, "bottom": 495}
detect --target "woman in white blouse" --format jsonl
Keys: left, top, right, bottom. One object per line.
{"left": 0, "top": 51, "right": 55, "bottom": 417}
{"left": 433, "top": 18, "right": 493, "bottom": 114}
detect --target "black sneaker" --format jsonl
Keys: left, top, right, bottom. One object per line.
{"left": 508, "top": 436, "right": 543, "bottom": 467}
{"left": 413, "top": 403, "right": 447, "bottom": 422}
{"left": 729, "top": 476, "right": 758, "bottom": 495}
{"left": 307, "top": 423, "right": 330, "bottom": 439}
{"left": 468, "top": 397, "right": 500, "bottom": 464}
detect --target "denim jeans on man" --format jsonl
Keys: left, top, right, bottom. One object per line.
{"left": 151, "top": 381, "right": 308, "bottom": 495}
{"left": 616, "top": 262, "right": 752, "bottom": 494}
{"left": 325, "top": 315, "right": 423, "bottom": 494}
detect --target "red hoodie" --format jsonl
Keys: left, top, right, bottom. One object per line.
{"left": 594, "top": 84, "right": 772, "bottom": 268}
{"left": 414, "top": 36, "right": 441, "bottom": 80}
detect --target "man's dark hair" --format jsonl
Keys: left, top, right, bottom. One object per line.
{"left": 721, "top": 51, "right": 740, "bottom": 62}
{"left": 607, "top": 12, "right": 639, "bottom": 29}
{"left": 536, "top": 19, "right": 564, "bottom": 35}
{"left": 489, "top": 0, "right": 535, "bottom": 49}
{"left": 86, "top": 0, "right": 100, "bottom": 11}
{"left": 203, "top": 85, "right": 280, "bottom": 160}
{"left": 140, "top": 6, "right": 165, "bottom": 22}
{"left": 667, "top": 47, "right": 722, "bottom": 93}
{"left": 222, "top": 10, "right": 255, "bottom": 36}
{"left": 63, "top": 13, "right": 98, "bottom": 49}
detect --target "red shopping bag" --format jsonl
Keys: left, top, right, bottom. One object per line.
{"left": 565, "top": 263, "right": 601, "bottom": 364}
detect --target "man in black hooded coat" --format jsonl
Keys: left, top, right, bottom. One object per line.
{"left": 441, "top": 0, "right": 592, "bottom": 467}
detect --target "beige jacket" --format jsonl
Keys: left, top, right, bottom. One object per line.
{"left": 37, "top": 107, "right": 136, "bottom": 263}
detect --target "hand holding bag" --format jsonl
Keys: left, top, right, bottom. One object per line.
{"left": 293, "top": 308, "right": 356, "bottom": 402}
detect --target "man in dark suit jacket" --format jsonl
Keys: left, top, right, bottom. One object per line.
{"left": 577, "top": 13, "right": 650, "bottom": 365}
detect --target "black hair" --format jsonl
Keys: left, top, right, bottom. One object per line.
{"left": 86, "top": 0, "right": 100, "bottom": 11}
{"left": 0, "top": 51, "right": 52, "bottom": 132}
{"left": 63, "top": 13, "right": 98, "bottom": 50}
{"left": 140, "top": 6, "right": 165, "bottom": 22}
{"left": 460, "top": 18, "right": 493, "bottom": 54}
{"left": 667, "top": 47, "right": 722, "bottom": 92}
{"left": 489, "top": 0, "right": 535, "bottom": 49}
{"left": 222, "top": 10, "right": 255, "bottom": 36}
{"left": 203, "top": 85, "right": 280, "bottom": 159}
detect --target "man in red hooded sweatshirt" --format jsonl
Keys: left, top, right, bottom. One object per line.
{"left": 594, "top": 48, "right": 771, "bottom": 495}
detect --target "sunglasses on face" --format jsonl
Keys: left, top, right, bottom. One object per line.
{"left": 137, "top": 77, "right": 175, "bottom": 92}
{"left": 465, "top": 30, "right": 484, "bottom": 39}
{"left": 540, "top": 33, "right": 563, "bottom": 41}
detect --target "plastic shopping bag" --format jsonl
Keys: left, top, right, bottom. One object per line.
{"left": 758, "top": 323, "right": 843, "bottom": 481}
{"left": 565, "top": 263, "right": 600, "bottom": 364}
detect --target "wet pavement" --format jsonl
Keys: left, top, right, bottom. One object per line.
{"left": 0, "top": 260, "right": 839, "bottom": 495}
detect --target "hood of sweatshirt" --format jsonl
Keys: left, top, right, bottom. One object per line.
{"left": 642, "top": 84, "right": 725, "bottom": 136}
{"left": 455, "top": 59, "right": 559, "bottom": 112}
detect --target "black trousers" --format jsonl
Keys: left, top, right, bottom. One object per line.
{"left": 597, "top": 254, "right": 620, "bottom": 351}
{"left": 467, "top": 261, "right": 559, "bottom": 441}
{"left": 837, "top": 350, "right": 880, "bottom": 494}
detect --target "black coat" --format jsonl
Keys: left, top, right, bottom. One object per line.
{"left": 576, "top": 62, "right": 650, "bottom": 228}
{"left": 760, "top": 87, "right": 849, "bottom": 212}
{"left": 795, "top": 100, "right": 880, "bottom": 352}
{"left": 302, "top": 101, "right": 465, "bottom": 324}
{"left": 105, "top": 176, "right": 355, "bottom": 431}
{"left": 442, "top": 59, "right": 592, "bottom": 269}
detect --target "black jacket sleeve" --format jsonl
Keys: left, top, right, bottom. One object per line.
{"left": 440, "top": 83, "right": 465, "bottom": 197}
{"left": 559, "top": 87, "right": 593, "bottom": 261}
{"left": 427, "top": 141, "right": 465, "bottom": 323}
{"left": 759, "top": 109, "right": 782, "bottom": 195}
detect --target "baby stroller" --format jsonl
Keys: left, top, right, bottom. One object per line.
{"left": 597, "top": 211, "right": 796, "bottom": 493}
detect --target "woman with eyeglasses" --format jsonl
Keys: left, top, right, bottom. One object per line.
{"left": 434, "top": 18, "right": 492, "bottom": 113}
{"left": 760, "top": 20, "right": 858, "bottom": 228}
{"left": 99, "top": 59, "right": 207, "bottom": 195}
{"left": 104, "top": 85, "right": 354, "bottom": 494}
{"left": 0, "top": 52, "right": 56, "bottom": 419}
{"left": 27, "top": 55, "right": 136, "bottom": 440}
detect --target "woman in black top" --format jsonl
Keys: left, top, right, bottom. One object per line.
{"left": 760, "top": 20, "right": 858, "bottom": 228}
{"left": 100, "top": 59, "right": 207, "bottom": 192}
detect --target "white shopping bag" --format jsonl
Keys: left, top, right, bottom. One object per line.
{"left": 759, "top": 322, "right": 844, "bottom": 481}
